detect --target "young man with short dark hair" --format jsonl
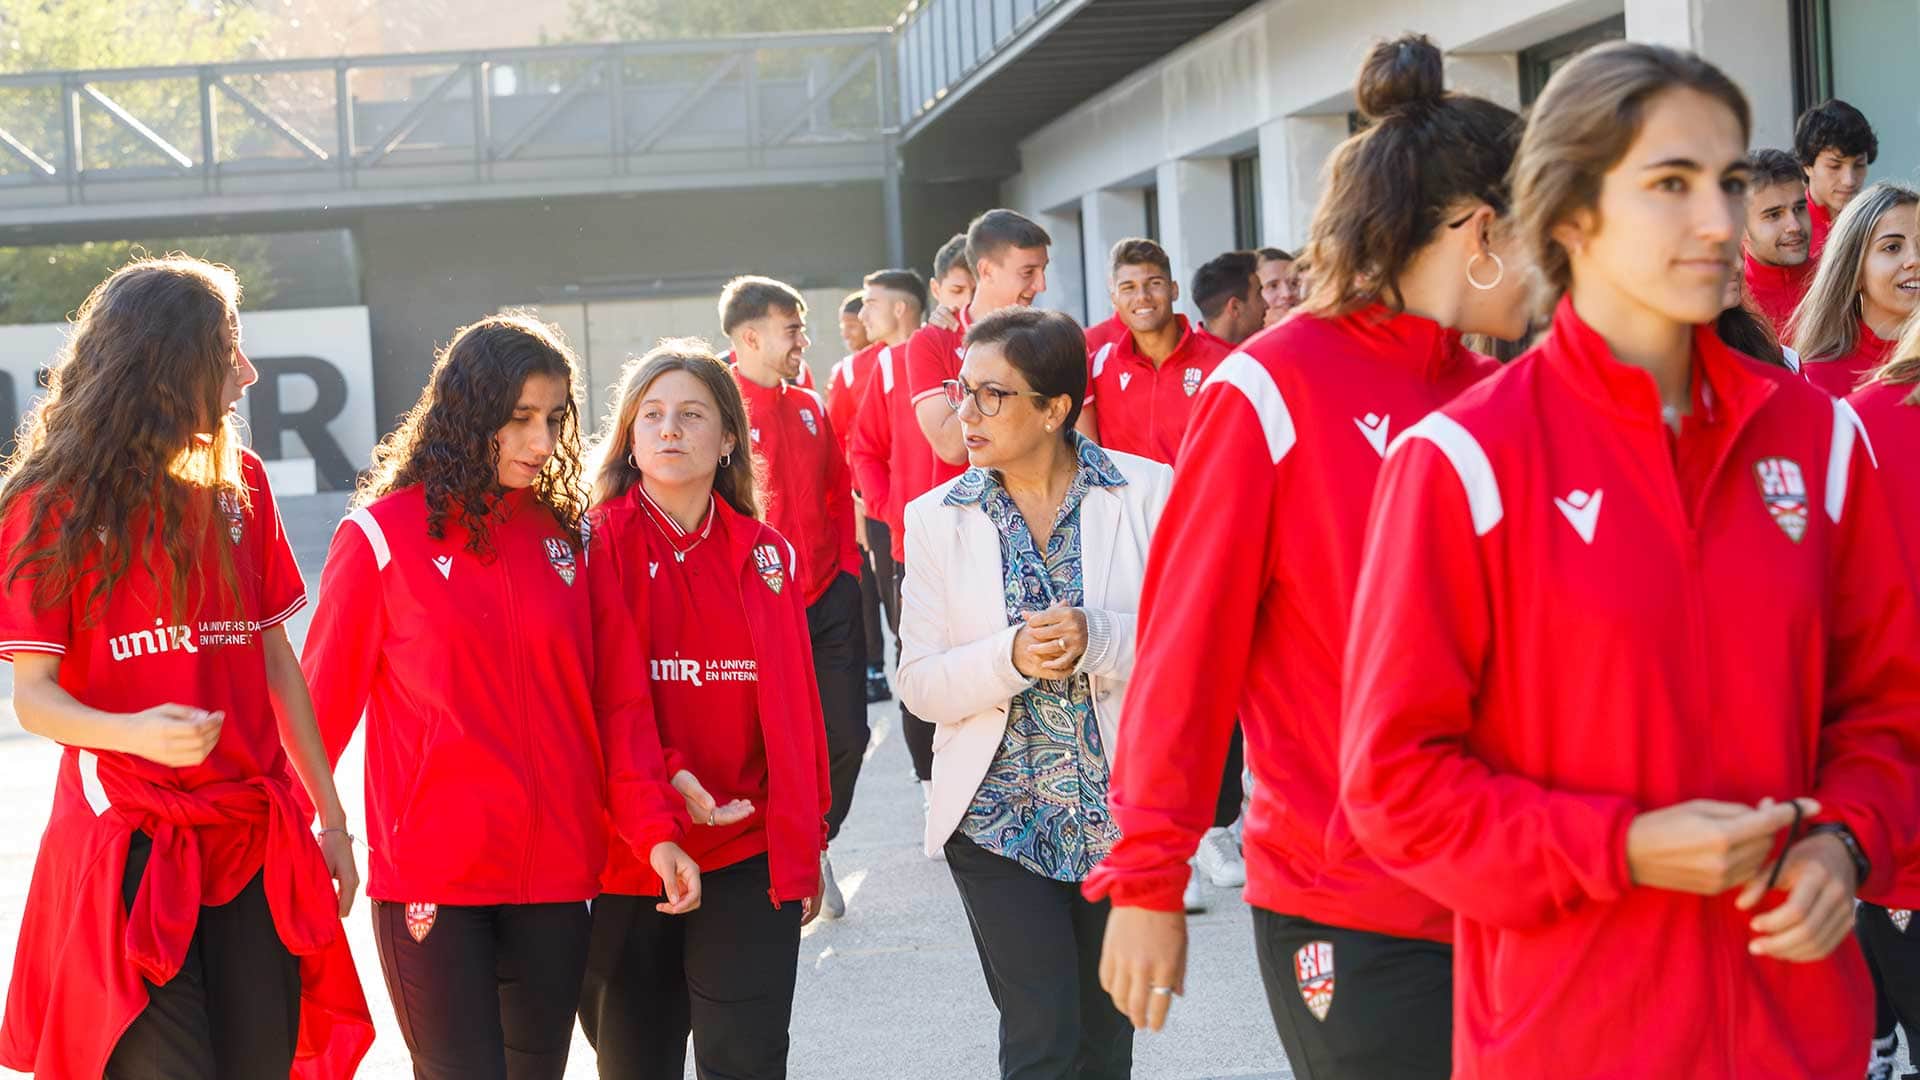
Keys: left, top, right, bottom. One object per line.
{"left": 1742, "top": 148, "right": 1814, "bottom": 337}
{"left": 1796, "top": 99, "right": 1878, "bottom": 261}
{"left": 1256, "top": 247, "right": 1298, "bottom": 327}
{"left": 906, "top": 209, "right": 1054, "bottom": 478}
{"left": 839, "top": 292, "right": 869, "bottom": 357}
{"left": 1192, "top": 250, "right": 1268, "bottom": 347}
{"left": 929, "top": 233, "right": 975, "bottom": 318}
{"left": 718, "top": 274, "right": 866, "bottom": 917}
{"left": 1084, "top": 237, "right": 1232, "bottom": 466}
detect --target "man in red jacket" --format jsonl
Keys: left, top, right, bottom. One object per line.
{"left": 1797, "top": 99, "right": 1878, "bottom": 261}
{"left": 1191, "top": 249, "right": 1269, "bottom": 347}
{"left": 721, "top": 275, "right": 866, "bottom": 917}
{"left": 1743, "top": 148, "right": 1814, "bottom": 338}
{"left": 906, "top": 209, "right": 1055, "bottom": 487}
{"left": 827, "top": 296, "right": 893, "bottom": 706}
{"left": 1257, "top": 247, "right": 1299, "bottom": 327}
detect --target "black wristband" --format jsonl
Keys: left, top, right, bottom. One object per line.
{"left": 1806, "top": 822, "right": 1870, "bottom": 889}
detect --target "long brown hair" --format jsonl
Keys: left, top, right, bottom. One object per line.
{"left": 1511, "top": 42, "right": 1750, "bottom": 307}
{"left": 1789, "top": 181, "right": 1920, "bottom": 365}
{"left": 1301, "top": 34, "right": 1520, "bottom": 317}
{"left": 587, "top": 338, "right": 761, "bottom": 519}
{"left": 356, "top": 312, "right": 587, "bottom": 555}
{"left": 0, "top": 256, "right": 248, "bottom": 622}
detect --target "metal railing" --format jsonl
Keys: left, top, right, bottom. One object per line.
{"left": 894, "top": 0, "right": 1065, "bottom": 132}
{"left": 0, "top": 31, "right": 892, "bottom": 221}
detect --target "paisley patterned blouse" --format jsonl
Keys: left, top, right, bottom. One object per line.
{"left": 945, "top": 433, "right": 1126, "bottom": 882}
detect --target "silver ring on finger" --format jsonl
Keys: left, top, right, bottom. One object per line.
{"left": 1149, "top": 986, "right": 1174, "bottom": 996}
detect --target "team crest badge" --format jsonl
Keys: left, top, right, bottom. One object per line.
{"left": 1183, "top": 366, "right": 1203, "bottom": 396}
{"left": 799, "top": 408, "right": 819, "bottom": 437}
{"left": 1894, "top": 909, "right": 1914, "bottom": 933}
{"left": 544, "top": 537, "right": 577, "bottom": 586}
{"left": 753, "top": 543, "right": 785, "bottom": 595}
{"left": 1294, "top": 941, "right": 1335, "bottom": 1021}
{"left": 1753, "top": 457, "right": 1808, "bottom": 543}
{"left": 216, "top": 491, "right": 243, "bottom": 544}
{"left": 405, "top": 902, "right": 437, "bottom": 943}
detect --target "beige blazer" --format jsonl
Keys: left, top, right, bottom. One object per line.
{"left": 896, "top": 448, "right": 1173, "bottom": 857}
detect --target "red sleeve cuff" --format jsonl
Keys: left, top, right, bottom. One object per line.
{"left": 1081, "top": 862, "right": 1189, "bottom": 913}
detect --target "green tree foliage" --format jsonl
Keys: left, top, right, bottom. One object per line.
{"left": 568, "top": 0, "right": 904, "bottom": 40}
{"left": 0, "top": 0, "right": 277, "bottom": 323}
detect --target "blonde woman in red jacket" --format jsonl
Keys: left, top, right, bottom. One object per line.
{"left": 302, "top": 314, "right": 696, "bottom": 1080}
{"left": 578, "top": 339, "right": 830, "bottom": 1080}
{"left": 1340, "top": 43, "right": 1920, "bottom": 1080}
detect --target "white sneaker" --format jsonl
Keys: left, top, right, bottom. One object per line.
{"left": 1196, "top": 826, "right": 1247, "bottom": 888}
{"left": 820, "top": 853, "right": 846, "bottom": 919}
{"left": 921, "top": 779, "right": 944, "bottom": 861}
{"left": 1866, "top": 1033, "right": 1897, "bottom": 1080}
{"left": 1183, "top": 860, "right": 1208, "bottom": 913}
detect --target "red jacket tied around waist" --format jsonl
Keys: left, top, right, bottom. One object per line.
{"left": 591, "top": 488, "right": 830, "bottom": 905}
{"left": 301, "top": 485, "right": 686, "bottom": 905}
{"left": 1339, "top": 297, "right": 1920, "bottom": 1079}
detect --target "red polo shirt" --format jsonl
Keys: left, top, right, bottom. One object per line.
{"left": 902, "top": 309, "right": 970, "bottom": 501}
{"left": 1083, "top": 312, "right": 1127, "bottom": 355}
{"left": 1809, "top": 193, "right": 1834, "bottom": 263}
{"left": 826, "top": 342, "right": 886, "bottom": 463}
{"left": 1086, "top": 315, "right": 1232, "bottom": 464}
{"left": 732, "top": 367, "right": 859, "bottom": 607}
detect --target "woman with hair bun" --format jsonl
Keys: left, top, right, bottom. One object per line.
{"left": 302, "top": 313, "right": 698, "bottom": 1080}
{"left": 1090, "top": 33, "right": 1526, "bottom": 1079}
{"left": 1340, "top": 42, "right": 1920, "bottom": 1079}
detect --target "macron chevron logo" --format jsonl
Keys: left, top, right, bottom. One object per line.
{"left": 1554, "top": 489, "right": 1604, "bottom": 544}
{"left": 1354, "top": 413, "right": 1390, "bottom": 457}
{"left": 432, "top": 555, "right": 452, "bottom": 579}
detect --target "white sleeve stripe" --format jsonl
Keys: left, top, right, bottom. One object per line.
{"left": 0, "top": 640, "right": 65, "bottom": 654}
{"left": 1203, "top": 352, "right": 1295, "bottom": 465}
{"left": 879, "top": 346, "right": 895, "bottom": 393}
{"left": 78, "top": 750, "right": 111, "bottom": 815}
{"left": 344, "top": 507, "right": 391, "bottom": 570}
{"left": 1395, "top": 413, "right": 1505, "bottom": 536}
{"left": 1091, "top": 343, "right": 1114, "bottom": 378}
{"left": 260, "top": 595, "right": 308, "bottom": 629}
{"left": 1827, "top": 398, "right": 1874, "bottom": 522}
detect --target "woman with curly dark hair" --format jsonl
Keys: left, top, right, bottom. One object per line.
{"left": 0, "top": 255, "right": 373, "bottom": 1080}
{"left": 301, "top": 312, "right": 700, "bottom": 1080}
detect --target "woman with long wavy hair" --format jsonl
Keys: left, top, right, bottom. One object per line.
{"left": 576, "top": 340, "right": 829, "bottom": 1080}
{"left": 0, "top": 256, "right": 373, "bottom": 1080}
{"left": 1791, "top": 180, "right": 1920, "bottom": 396}
{"left": 301, "top": 313, "right": 698, "bottom": 1080}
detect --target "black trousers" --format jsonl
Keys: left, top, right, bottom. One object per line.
{"left": 859, "top": 532, "right": 887, "bottom": 666}
{"left": 579, "top": 855, "right": 804, "bottom": 1080}
{"left": 106, "top": 830, "right": 300, "bottom": 1080}
{"left": 1216, "top": 723, "right": 1246, "bottom": 828}
{"left": 808, "top": 571, "right": 871, "bottom": 842}
{"left": 944, "top": 833, "right": 1133, "bottom": 1080}
{"left": 371, "top": 897, "right": 591, "bottom": 1080}
{"left": 1859, "top": 902, "right": 1920, "bottom": 1044}
{"left": 1252, "top": 909, "right": 1451, "bottom": 1080}
{"left": 866, "top": 518, "right": 900, "bottom": 647}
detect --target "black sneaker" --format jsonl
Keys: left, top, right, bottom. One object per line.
{"left": 865, "top": 666, "right": 892, "bottom": 703}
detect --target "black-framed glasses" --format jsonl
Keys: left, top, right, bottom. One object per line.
{"left": 943, "top": 378, "right": 1048, "bottom": 417}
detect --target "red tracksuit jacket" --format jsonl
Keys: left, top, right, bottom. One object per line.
{"left": 1810, "top": 194, "right": 1834, "bottom": 262}
{"left": 1803, "top": 323, "right": 1894, "bottom": 399}
{"left": 1341, "top": 297, "right": 1920, "bottom": 1079}
{"left": 827, "top": 341, "right": 886, "bottom": 463}
{"left": 1084, "top": 307, "right": 1494, "bottom": 941}
{"left": 1084, "top": 312, "right": 1127, "bottom": 356}
{"left": 1085, "top": 315, "right": 1233, "bottom": 465}
{"left": 733, "top": 368, "right": 860, "bottom": 607}
{"left": 301, "top": 485, "right": 685, "bottom": 905}
{"left": 850, "top": 343, "right": 913, "bottom": 563}
{"left": 591, "top": 487, "right": 830, "bottom": 904}
{"left": 0, "top": 451, "right": 372, "bottom": 1080}
{"left": 1743, "top": 250, "right": 1812, "bottom": 339}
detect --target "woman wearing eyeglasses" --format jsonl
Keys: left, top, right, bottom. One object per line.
{"left": 896, "top": 307, "right": 1171, "bottom": 1079}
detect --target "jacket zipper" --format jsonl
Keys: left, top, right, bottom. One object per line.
{"left": 501, "top": 531, "right": 541, "bottom": 901}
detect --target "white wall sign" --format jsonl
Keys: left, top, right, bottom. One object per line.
{"left": 0, "top": 306, "right": 376, "bottom": 494}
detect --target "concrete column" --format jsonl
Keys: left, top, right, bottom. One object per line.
{"left": 1446, "top": 52, "right": 1522, "bottom": 111}
{"left": 1281, "top": 114, "right": 1350, "bottom": 253}
{"left": 1255, "top": 117, "right": 1298, "bottom": 252}
{"left": 1154, "top": 156, "right": 1236, "bottom": 321}
{"left": 1627, "top": 0, "right": 1795, "bottom": 150}
{"left": 1036, "top": 206, "right": 1087, "bottom": 324}
{"left": 1080, "top": 187, "right": 1148, "bottom": 325}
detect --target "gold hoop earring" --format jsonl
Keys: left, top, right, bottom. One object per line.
{"left": 1467, "top": 251, "right": 1505, "bottom": 292}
